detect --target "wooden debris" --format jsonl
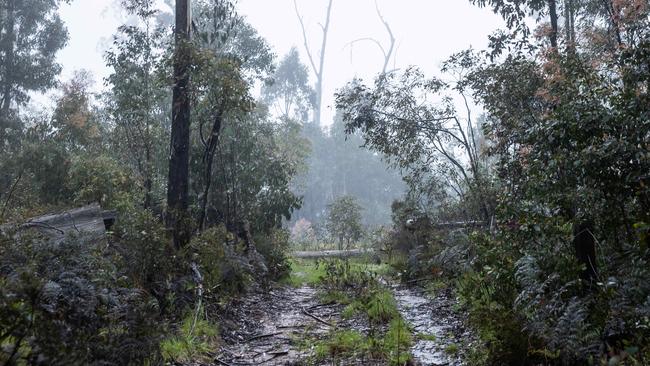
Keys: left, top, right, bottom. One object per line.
{"left": 302, "top": 306, "right": 333, "bottom": 327}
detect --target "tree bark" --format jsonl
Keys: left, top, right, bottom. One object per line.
{"left": 167, "top": 0, "right": 192, "bottom": 249}
{"left": 0, "top": 0, "right": 15, "bottom": 146}
{"left": 547, "top": 0, "right": 558, "bottom": 49}
{"left": 198, "top": 108, "right": 225, "bottom": 230}
{"left": 1, "top": 0, "right": 15, "bottom": 118}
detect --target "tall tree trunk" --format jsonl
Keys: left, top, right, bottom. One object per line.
{"left": 167, "top": 0, "right": 192, "bottom": 249}
{"left": 548, "top": 0, "right": 559, "bottom": 49}
{"left": 1, "top": 0, "right": 15, "bottom": 119}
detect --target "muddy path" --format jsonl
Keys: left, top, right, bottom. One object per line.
{"left": 391, "top": 284, "right": 477, "bottom": 366}
{"left": 216, "top": 281, "right": 476, "bottom": 365}
{"left": 215, "top": 285, "right": 334, "bottom": 365}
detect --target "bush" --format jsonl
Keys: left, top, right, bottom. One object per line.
{"left": 67, "top": 155, "right": 137, "bottom": 209}
{"left": 0, "top": 231, "right": 164, "bottom": 365}
{"left": 112, "top": 205, "right": 183, "bottom": 314}
{"left": 254, "top": 228, "right": 291, "bottom": 280}
{"left": 186, "top": 226, "right": 252, "bottom": 299}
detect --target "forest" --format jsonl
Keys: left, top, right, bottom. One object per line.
{"left": 0, "top": 0, "right": 648, "bottom": 365}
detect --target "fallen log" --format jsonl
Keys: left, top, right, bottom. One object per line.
{"left": 1, "top": 203, "right": 116, "bottom": 245}
{"left": 292, "top": 248, "right": 372, "bottom": 259}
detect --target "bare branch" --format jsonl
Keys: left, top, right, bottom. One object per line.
{"left": 374, "top": 0, "right": 395, "bottom": 74}
{"left": 293, "top": 0, "right": 319, "bottom": 77}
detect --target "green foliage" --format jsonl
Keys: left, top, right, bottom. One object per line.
{"left": 262, "top": 47, "right": 314, "bottom": 121}
{"left": 367, "top": 289, "right": 399, "bottom": 324}
{"left": 68, "top": 154, "right": 137, "bottom": 208}
{"left": 0, "top": 0, "right": 70, "bottom": 119}
{"left": 253, "top": 228, "right": 292, "bottom": 280}
{"left": 0, "top": 231, "right": 163, "bottom": 365}
{"left": 294, "top": 115, "right": 406, "bottom": 229}
{"left": 282, "top": 259, "right": 326, "bottom": 287}
{"left": 325, "top": 195, "right": 365, "bottom": 250}
{"left": 160, "top": 312, "right": 219, "bottom": 363}
{"left": 187, "top": 226, "right": 252, "bottom": 298}
{"left": 314, "top": 329, "right": 366, "bottom": 360}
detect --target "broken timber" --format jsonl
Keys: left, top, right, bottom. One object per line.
{"left": 3, "top": 203, "right": 116, "bottom": 244}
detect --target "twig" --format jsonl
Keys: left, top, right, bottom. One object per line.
{"left": 302, "top": 307, "right": 333, "bottom": 327}
{"left": 307, "top": 301, "right": 336, "bottom": 311}
{"left": 214, "top": 358, "right": 233, "bottom": 366}
{"left": 246, "top": 331, "right": 282, "bottom": 343}
{"left": 406, "top": 276, "right": 434, "bottom": 284}
{"left": 0, "top": 169, "right": 22, "bottom": 221}
{"left": 277, "top": 324, "right": 305, "bottom": 329}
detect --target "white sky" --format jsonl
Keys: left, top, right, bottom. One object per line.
{"left": 54, "top": 0, "right": 505, "bottom": 125}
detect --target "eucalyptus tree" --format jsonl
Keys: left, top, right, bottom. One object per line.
{"left": 167, "top": 0, "right": 192, "bottom": 248}
{"left": 335, "top": 61, "right": 492, "bottom": 221}
{"left": 105, "top": 0, "right": 168, "bottom": 209}
{"left": 0, "top": 0, "right": 70, "bottom": 141}
{"left": 261, "top": 47, "right": 315, "bottom": 122}
{"left": 325, "top": 195, "right": 364, "bottom": 250}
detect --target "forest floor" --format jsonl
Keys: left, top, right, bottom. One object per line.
{"left": 213, "top": 258, "right": 477, "bottom": 365}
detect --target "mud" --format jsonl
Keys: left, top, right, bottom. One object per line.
{"left": 215, "top": 282, "right": 477, "bottom": 365}
{"left": 215, "top": 285, "right": 334, "bottom": 365}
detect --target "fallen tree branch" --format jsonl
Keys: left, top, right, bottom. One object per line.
{"left": 302, "top": 307, "right": 333, "bottom": 327}
{"left": 214, "top": 359, "right": 233, "bottom": 366}
{"left": 246, "top": 331, "right": 282, "bottom": 343}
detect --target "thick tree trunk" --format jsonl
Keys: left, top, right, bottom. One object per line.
{"left": 167, "top": 0, "right": 192, "bottom": 249}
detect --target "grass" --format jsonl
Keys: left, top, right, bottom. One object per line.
{"left": 160, "top": 313, "right": 219, "bottom": 363}
{"left": 367, "top": 289, "right": 400, "bottom": 324}
{"left": 416, "top": 333, "right": 437, "bottom": 341}
{"left": 444, "top": 343, "right": 459, "bottom": 355}
{"left": 280, "top": 258, "right": 326, "bottom": 286}
{"left": 282, "top": 257, "right": 391, "bottom": 287}
{"left": 311, "top": 317, "right": 413, "bottom": 365}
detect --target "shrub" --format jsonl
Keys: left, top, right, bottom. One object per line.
{"left": 254, "top": 228, "right": 291, "bottom": 280}
{"left": 112, "top": 205, "right": 183, "bottom": 314}
{"left": 67, "top": 154, "right": 137, "bottom": 209}
{"left": 0, "top": 231, "right": 164, "bottom": 365}
{"left": 186, "top": 226, "right": 252, "bottom": 299}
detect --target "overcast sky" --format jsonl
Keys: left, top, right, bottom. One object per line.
{"left": 54, "top": 0, "right": 505, "bottom": 125}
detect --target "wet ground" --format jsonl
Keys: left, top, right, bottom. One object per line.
{"left": 391, "top": 284, "right": 476, "bottom": 366}
{"left": 215, "top": 285, "right": 331, "bottom": 365}
{"left": 214, "top": 282, "right": 476, "bottom": 365}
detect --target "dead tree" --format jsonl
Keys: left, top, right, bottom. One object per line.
{"left": 294, "top": 0, "right": 333, "bottom": 126}
{"left": 345, "top": 0, "right": 397, "bottom": 74}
